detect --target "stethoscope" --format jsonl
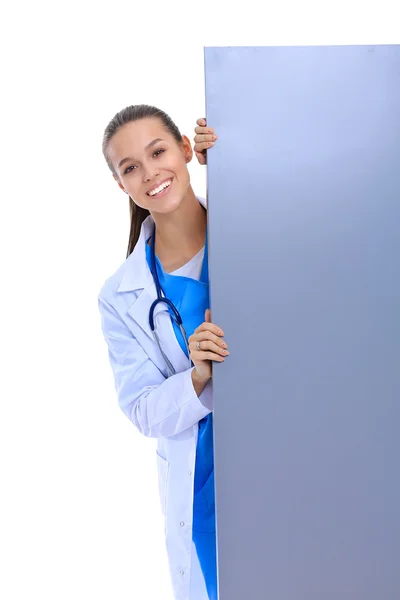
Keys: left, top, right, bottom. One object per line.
{"left": 148, "top": 225, "right": 192, "bottom": 375}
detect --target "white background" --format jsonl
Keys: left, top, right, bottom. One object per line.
{"left": 0, "top": 1, "right": 397, "bottom": 598}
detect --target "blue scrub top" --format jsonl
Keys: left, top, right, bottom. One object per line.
{"left": 146, "top": 236, "right": 217, "bottom": 600}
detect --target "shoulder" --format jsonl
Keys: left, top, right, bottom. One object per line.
{"left": 98, "top": 256, "right": 132, "bottom": 305}
{"left": 98, "top": 215, "right": 153, "bottom": 306}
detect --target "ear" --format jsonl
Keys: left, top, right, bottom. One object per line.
{"left": 181, "top": 134, "right": 194, "bottom": 164}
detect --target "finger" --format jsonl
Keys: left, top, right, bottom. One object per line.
{"left": 190, "top": 339, "right": 229, "bottom": 357}
{"left": 205, "top": 309, "right": 211, "bottom": 323}
{"left": 194, "top": 321, "right": 224, "bottom": 337}
{"left": 194, "top": 125, "right": 215, "bottom": 135}
{"left": 193, "top": 141, "right": 214, "bottom": 153}
{"left": 196, "top": 118, "right": 207, "bottom": 127}
{"left": 192, "top": 351, "right": 225, "bottom": 363}
{"left": 193, "top": 133, "right": 217, "bottom": 144}
{"left": 189, "top": 330, "right": 227, "bottom": 350}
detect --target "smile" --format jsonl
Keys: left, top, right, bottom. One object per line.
{"left": 147, "top": 178, "right": 172, "bottom": 197}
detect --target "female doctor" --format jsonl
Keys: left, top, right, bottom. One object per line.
{"left": 98, "top": 104, "right": 224, "bottom": 600}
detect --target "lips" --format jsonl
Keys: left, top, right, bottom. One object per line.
{"left": 146, "top": 178, "right": 172, "bottom": 197}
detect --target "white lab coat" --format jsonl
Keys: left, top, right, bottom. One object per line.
{"left": 98, "top": 196, "right": 211, "bottom": 600}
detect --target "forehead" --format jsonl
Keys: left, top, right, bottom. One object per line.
{"left": 108, "top": 118, "right": 170, "bottom": 161}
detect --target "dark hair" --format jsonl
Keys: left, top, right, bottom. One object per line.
{"left": 102, "top": 104, "right": 183, "bottom": 258}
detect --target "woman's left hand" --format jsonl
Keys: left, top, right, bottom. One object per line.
{"left": 188, "top": 309, "right": 228, "bottom": 385}
{"left": 193, "top": 118, "right": 218, "bottom": 165}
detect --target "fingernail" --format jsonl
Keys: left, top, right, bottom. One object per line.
{"left": 211, "top": 135, "right": 217, "bottom": 140}
{"left": 221, "top": 342, "right": 227, "bottom": 348}
{"left": 219, "top": 330, "right": 223, "bottom": 335}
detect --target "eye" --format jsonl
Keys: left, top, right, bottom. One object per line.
{"left": 153, "top": 148, "right": 165, "bottom": 157}
{"left": 124, "top": 165, "right": 137, "bottom": 175}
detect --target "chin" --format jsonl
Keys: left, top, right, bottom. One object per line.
{"left": 150, "top": 194, "right": 183, "bottom": 215}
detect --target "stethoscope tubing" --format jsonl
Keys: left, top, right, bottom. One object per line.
{"left": 148, "top": 225, "right": 191, "bottom": 375}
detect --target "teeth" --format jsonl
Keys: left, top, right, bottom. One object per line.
{"left": 148, "top": 179, "right": 171, "bottom": 196}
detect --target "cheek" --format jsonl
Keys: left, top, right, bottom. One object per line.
{"left": 124, "top": 175, "right": 141, "bottom": 194}
{"left": 173, "top": 158, "right": 190, "bottom": 184}
{"left": 123, "top": 178, "right": 148, "bottom": 207}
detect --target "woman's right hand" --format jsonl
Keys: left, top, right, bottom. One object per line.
{"left": 188, "top": 309, "right": 229, "bottom": 384}
{"left": 193, "top": 118, "right": 217, "bottom": 165}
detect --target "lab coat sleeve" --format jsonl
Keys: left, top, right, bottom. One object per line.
{"left": 98, "top": 295, "right": 213, "bottom": 438}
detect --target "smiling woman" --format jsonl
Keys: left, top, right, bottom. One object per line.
{"left": 102, "top": 106, "right": 195, "bottom": 259}
{"left": 98, "top": 104, "right": 223, "bottom": 600}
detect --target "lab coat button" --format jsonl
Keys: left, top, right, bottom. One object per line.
{"left": 188, "top": 471, "right": 192, "bottom": 476}
{"left": 180, "top": 521, "right": 185, "bottom": 527}
{"left": 180, "top": 570, "right": 185, "bottom": 576}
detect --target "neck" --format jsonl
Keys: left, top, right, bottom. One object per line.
{"left": 152, "top": 187, "right": 207, "bottom": 272}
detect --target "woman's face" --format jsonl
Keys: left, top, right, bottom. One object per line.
{"left": 107, "top": 117, "right": 193, "bottom": 215}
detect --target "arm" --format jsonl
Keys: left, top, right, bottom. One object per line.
{"left": 98, "top": 295, "right": 213, "bottom": 439}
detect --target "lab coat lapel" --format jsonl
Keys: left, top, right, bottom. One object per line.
{"left": 117, "top": 196, "right": 207, "bottom": 374}
{"left": 117, "top": 217, "right": 169, "bottom": 343}
{"left": 128, "top": 283, "right": 190, "bottom": 375}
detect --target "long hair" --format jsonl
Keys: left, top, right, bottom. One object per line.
{"left": 102, "top": 104, "right": 183, "bottom": 258}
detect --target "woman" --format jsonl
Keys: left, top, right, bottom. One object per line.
{"left": 98, "top": 104, "right": 225, "bottom": 600}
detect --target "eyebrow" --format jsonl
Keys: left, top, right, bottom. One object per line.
{"left": 117, "top": 138, "right": 165, "bottom": 170}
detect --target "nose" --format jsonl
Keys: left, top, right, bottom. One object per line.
{"left": 142, "top": 161, "right": 160, "bottom": 183}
